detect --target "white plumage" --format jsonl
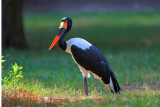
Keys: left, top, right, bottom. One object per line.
{"left": 65, "top": 38, "right": 92, "bottom": 54}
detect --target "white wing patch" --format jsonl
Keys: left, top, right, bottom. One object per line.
{"left": 65, "top": 38, "right": 92, "bottom": 54}
{"left": 109, "top": 77, "right": 115, "bottom": 93}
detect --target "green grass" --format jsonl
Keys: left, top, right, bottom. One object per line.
{"left": 2, "top": 10, "right": 160, "bottom": 106}
{"left": 24, "top": 10, "right": 160, "bottom": 48}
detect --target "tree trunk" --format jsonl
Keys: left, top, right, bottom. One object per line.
{"left": 2, "top": 0, "right": 27, "bottom": 49}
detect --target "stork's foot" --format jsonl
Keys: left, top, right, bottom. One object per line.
{"left": 84, "top": 77, "right": 88, "bottom": 97}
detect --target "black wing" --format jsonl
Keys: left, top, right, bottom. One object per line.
{"left": 71, "top": 45, "right": 112, "bottom": 84}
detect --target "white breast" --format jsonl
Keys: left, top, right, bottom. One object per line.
{"left": 65, "top": 38, "right": 92, "bottom": 54}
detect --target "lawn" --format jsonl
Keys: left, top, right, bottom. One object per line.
{"left": 2, "top": 10, "right": 160, "bottom": 106}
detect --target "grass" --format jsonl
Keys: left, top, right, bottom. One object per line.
{"left": 2, "top": 10, "right": 160, "bottom": 106}
{"left": 24, "top": 10, "right": 160, "bottom": 48}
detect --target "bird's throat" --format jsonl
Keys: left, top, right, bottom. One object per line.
{"left": 58, "top": 29, "right": 68, "bottom": 51}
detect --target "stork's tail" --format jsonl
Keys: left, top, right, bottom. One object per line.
{"left": 109, "top": 72, "right": 121, "bottom": 94}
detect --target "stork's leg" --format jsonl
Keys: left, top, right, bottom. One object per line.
{"left": 84, "top": 76, "right": 88, "bottom": 96}
{"left": 77, "top": 65, "right": 88, "bottom": 96}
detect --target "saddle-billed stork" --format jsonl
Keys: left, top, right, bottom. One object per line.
{"left": 49, "top": 17, "right": 120, "bottom": 96}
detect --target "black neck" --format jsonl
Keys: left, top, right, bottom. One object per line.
{"left": 58, "top": 29, "right": 68, "bottom": 51}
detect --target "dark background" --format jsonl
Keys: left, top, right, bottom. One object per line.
{"left": 23, "top": 0, "right": 160, "bottom": 12}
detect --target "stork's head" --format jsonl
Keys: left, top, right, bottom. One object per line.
{"left": 49, "top": 17, "right": 72, "bottom": 50}
{"left": 60, "top": 17, "right": 72, "bottom": 30}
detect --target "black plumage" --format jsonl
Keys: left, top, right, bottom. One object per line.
{"left": 71, "top": 45, "right": 120, "bottom": 93}
{"left": 49, "top": 17, "right": 121, "bottom": 96}
{"left": 71, "top": 45, "right": 110, "bottom": 84}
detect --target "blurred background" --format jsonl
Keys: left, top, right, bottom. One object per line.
{"left": 24, "top": 0, "right": 160, "bottom": 12}
{"left": 2, "top": 0, "right": 160, "bottom": 93}
{"left": 2, "top": 0, "right": 160, "bottom": 49}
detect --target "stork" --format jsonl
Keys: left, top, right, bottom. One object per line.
{"left": 49, "top": 17, "right": 120, "bottom": 96}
